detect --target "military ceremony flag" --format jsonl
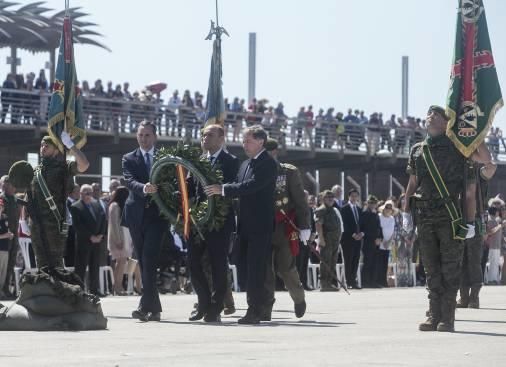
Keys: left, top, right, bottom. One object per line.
{"left": 47, "top": 14, "right": 87, "bottom": 152}
{"left": 204, "top": 22, "right": 227, "bottom": 127}
{"left": 446, "top": 0, "right": 503, "bottom": 157}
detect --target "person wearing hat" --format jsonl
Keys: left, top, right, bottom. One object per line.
{"left": 404, "top": 105, "right": 494, "bottom": 332}
{"left": 314, "top": 189, "right": 343, "bottom": 291}
{"left": 360, "top": 195, "right": 383, "bottom": 288}
{"left": 262, "top": 138, "right": 311, "bottom": 316}
{"left": 20, "top": 132, "right": 89, "bottom": 270}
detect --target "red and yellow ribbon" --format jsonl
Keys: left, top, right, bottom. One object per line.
{"left": 176, "top": 165, "right": 191, "bottom": 240}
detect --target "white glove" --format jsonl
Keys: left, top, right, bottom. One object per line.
{"left": 465, "top": 224, "right": 475, "bottom": 239}
{"left": 299, "top": 229, "right": 311, "bottom": 243}
{"left": 60, "top": 131, "right": 74, "bottom": 149}
{"left": 402, "top": 212, "right": 413, "bottom": 233}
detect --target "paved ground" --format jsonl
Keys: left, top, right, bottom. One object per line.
{"left": 1, "top": 286, "right": 505, "bottom": 367}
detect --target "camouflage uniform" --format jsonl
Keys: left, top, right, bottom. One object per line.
{"left": 264, "top": 162, "right": 310, "bottom": 308}
{"left": 314, "top": 204, "right": 342, "bottom": 289}
{"left": 1, "top": 191, "right": 19, "bottom": 294}
{"left": 407, "top": 134, "right": 474, "bottom": 331}
{"left": 28, "top": 157, "right": 78, "bottom": 269}
{"left": 458, "top": 166, "right": 488, "bottom": 308}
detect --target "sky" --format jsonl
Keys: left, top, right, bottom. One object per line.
{"left": 2, "top": 0, "right": 506, "bottom": 129}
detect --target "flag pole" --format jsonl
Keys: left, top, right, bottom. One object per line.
{"left": 215, "top": 0, "right": 219, "bottom": 28}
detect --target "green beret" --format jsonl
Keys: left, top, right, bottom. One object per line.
{"left": 367, "top": 194, "right": 379, "bottom": 203}
{"left": 428, "top": 105, "right": 450, "bottom": 121}
{"left": 8, "top": 160, "right": 34, "bottom": 189}
{"left": 264, "top": 138, "right": 279, "bottom": 151}
{"left": 41, "top": 135, "right": 58, "bottom": 148}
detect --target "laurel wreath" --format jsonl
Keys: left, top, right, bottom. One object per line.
{"left": 150, "top": 144, "right": 228, "bottom": 239}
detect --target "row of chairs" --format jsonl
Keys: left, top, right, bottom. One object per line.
{"left": 307, "top": 261, "right": 418, "bottom": 289}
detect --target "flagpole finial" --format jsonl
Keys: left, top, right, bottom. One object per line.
{"left": 205, "top": 20, "right": 229, "bottom": 41}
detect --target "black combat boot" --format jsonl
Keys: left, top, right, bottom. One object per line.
{"left": 468, "top": 285, "right": 481, "bottom": 309}
{"left": 456, "top": 287, "right": 470, "bottom": 308}
{"left": 419, "top": 297, "right": 441, "bottom": 331}
{"left": 437, "top": 298, "right": 456, "bottom": 332}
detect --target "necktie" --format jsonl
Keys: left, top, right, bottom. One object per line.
{"left": 352, "top": 205, "right": 360, "bottom": 231}
{"left": 86, "top": 203, "right": 97, "bottom": 221}
{"left": 145, "top": 152, "right": 151, "bottom": 174}
{"left": 209, "top": 156, "right": 215, "bottom": 166}
{"left": 244, "top": 159, "right": 254, "bottom": 179}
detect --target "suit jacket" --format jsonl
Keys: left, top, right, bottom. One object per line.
{"left": 340, "top": 203, "right": 363, "bottom": 243}
{"left": 70, "top": 199, "right": 106, "bottom": 245}
{"left": 189, "top": 148, "right": 240, "bottom": 231}
{"left": 122, "top": 147, "right": 159, "bottom": 228}
{"left": 223, "top": 150, "right": 277, "bottom": 235}
{"left": 361, "top": 209, "right": 383, "bottom": 242}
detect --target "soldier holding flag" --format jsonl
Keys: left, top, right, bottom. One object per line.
{"left": 404, "top": 0, "right": 501, "bottom": 333}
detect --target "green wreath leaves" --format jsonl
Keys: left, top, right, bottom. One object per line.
{"left": 150, "top": 144, "right": 229, "bottom": 239}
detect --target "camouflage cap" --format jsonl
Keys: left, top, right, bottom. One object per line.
{"left": 8, "top": 160, "right": 34, "bottom": 189}
{"left": 41, "top": 135, "right": 58, "bottom": 148}
{"left": 428, "top": 105, "right": 450, "bottom": 121}
{"left": 264, "top": 138, "right": 279, "bottom": 151}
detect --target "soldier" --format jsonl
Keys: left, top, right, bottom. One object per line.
{"left": 263, "top": 138, "right": 311, "bottom": 319}
{"left": 23, "top": 133, "right": 89, "bottom": 269}
{"left": 457, "top": 164, "right": 491, "bottom": 309}
{"left": 0, "top": 175, "right": 19, "bottom": 298}
{"left": 404, "top": 105, "right": 494, "bottom": 332}
{"left": 314, "top": 190, "right": 343, "bottom": 291}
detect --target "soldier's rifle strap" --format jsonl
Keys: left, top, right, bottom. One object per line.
{"left": 35, "top": 168, "right": 64, "bottom": 228}
{"left": 421, "top": 143, "right": 467, "bottom": 240}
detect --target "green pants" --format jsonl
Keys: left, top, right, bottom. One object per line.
{"left": 460, "top": 235, "right": 483, "bottom": 288}
{"left": 31, "top": 219, "right": 65, "bottom": 269}
{"left": 320, "top": 231, "right": 340, "bottom": 288}
{"left": 417, "top": 220, "right": 464, "bottom": 302}
{"left": 265, "top": 223, "right": 305, "bottom": 304}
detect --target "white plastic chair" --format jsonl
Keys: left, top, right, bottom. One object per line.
{"left": 228, "top": 264, "right": 239, "bottom": 292}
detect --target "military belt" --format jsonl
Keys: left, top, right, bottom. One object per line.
{"left": 413, "top": 197, "right": 453, "bottom": 209}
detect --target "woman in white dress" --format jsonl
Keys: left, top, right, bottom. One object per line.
{"left": 107, "top": 187, "right": 133, "bottom": 295}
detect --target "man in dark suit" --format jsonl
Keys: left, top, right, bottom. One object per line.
{"left": 122, "top": 120, "right": 168, "bottom": 322}
{"left": 340, "top": 188, "right": 364, "bottom": 289}
{"left": 64, "top": 183, "right": 80, "bottom": 268}
{"left": 205, "top": 125, "right": 277, "bottom": 324}
{"left": 188, "top": 124, "right": 239, "bottom": 322}
{"left": 70, "top": 184, "right": 107, "bottom": 296}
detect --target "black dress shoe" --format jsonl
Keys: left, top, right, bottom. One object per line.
{"left": 132, "top": 309, "right": 149, "bottom": 322}
{"left": 223, "top": 304, "right": 236, "bottom": 315}
{"left": 189, "top": 309, "right": 206, "bottom": 321}
{"left": 238, "top": 310, "right": 261, "bottom": 325}
{"left": 294, "top": 300, "right": 306, "bottom": 318}
{"left": 148, "top": 312, "right": 161, "bottom": 322}
{"left": 204, "top": 313, "right": 221, "bottom": 323}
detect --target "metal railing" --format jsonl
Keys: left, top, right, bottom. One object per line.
{"left": 1, "top": 88, "right": 505, "bottom": 160}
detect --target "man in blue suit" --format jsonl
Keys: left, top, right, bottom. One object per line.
{"left": 205, "top": 125, "right": 277, "bottom": 324}
{"left": 122, "top": 120, "right": 168, "bottom": 322}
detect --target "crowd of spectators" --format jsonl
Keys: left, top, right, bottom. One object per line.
{"left": 3, "top": 70, "right": 504, "bottom": 157}
{"left": 299, "top": 185, "right": 506, "bottom": 291}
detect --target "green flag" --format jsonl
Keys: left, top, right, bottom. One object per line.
{"left": 446, "top": 0, "right": 503, "bottom": 157}
{"left": 47, "top": 15, "right": 86, "bottom": 153}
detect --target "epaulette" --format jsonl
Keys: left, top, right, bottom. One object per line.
{"left": 280, "top": 163, "right": 298, "bottom": 171}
